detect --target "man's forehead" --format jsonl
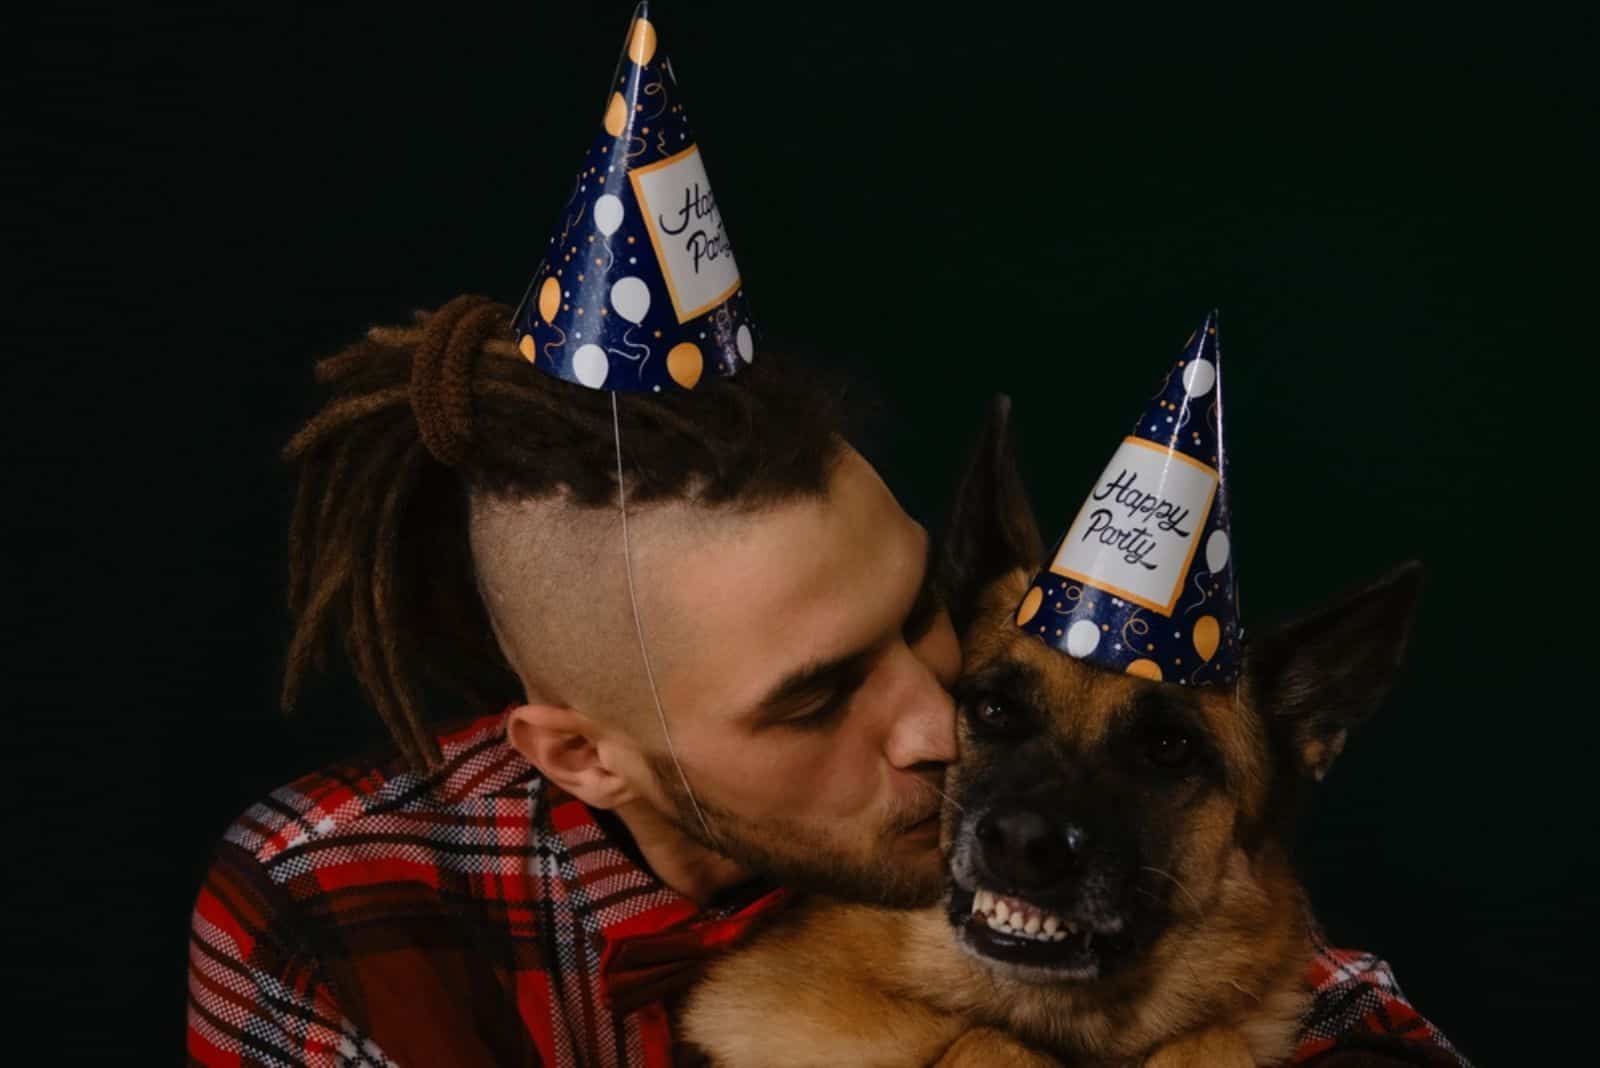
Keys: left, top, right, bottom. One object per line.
{"left": 657, "top": 464, "right": 927, "bottom": 718}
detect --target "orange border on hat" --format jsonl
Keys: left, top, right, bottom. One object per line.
{"left": 1049, "top": 436, "right": 1219, "bottom": 617}
{"left": 628, "top": 144, "right": 743, "bottom": 324}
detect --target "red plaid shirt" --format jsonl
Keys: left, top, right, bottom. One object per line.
{"left": 186, "top": 708, "right": 1468, "bottom": 1066}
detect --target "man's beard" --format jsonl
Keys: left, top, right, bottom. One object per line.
{"left": 645, "top": 752, "right": 945, "bottom": 908}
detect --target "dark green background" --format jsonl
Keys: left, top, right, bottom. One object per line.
{"left": 19, "top": 2, "right": 1591, "bottom": 1061}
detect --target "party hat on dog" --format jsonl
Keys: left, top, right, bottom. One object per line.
{"left": 1015, "top": 312, "right": 1241, "bottom": 686}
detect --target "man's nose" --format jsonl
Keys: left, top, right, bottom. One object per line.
{"left": 883, "top": 644, "right": 957, "bottom": 770}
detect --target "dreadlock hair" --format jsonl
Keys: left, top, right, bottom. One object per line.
{"left": 282, "top": 293, "right": 850, "bottom": 773}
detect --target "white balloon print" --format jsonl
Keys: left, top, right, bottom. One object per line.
{"left": 736, "top": 324, "right": 754, "bottom": 363}
{"left": 1066, "top": 620, "right": 1102, "bottom": 658}
{"left": 594, "top": 194, "right": 624, "bottom": 237}
{"left": 572, "top": 344, "right": 610, "bottom": 389}
{"left": 1182, "top": 358, "right": 1216, "bottom": 398}
{"left": 1205, "top": 530, "right": 1230, "bottom": 572}
{"left": 610, "top": 277, "right": 651, "bottom": 324}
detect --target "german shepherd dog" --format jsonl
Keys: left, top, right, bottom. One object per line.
{"left": 682, "top": 399, "right": 1425, "bottom": 1067}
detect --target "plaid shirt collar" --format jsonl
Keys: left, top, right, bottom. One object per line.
{"left": 544, "top": 785, "right": 792, "bottom": 1015}
{"left": 496, "top": 713, "right": 790, "bottom": 1016}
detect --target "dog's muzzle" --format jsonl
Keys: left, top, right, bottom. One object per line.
{"left": 945, "top": 798, "right": 1148, "bottom": 982}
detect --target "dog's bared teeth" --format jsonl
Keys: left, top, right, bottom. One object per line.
{"left": 967, "top": 892, "right": 1099, "bottom": 946}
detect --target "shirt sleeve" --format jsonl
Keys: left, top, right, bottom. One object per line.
{"left": 1293, "top": 922, "right": 1471, "bottom": 1067}
{"left": 185, "top": 841, "right": 397, "bottom": 1068}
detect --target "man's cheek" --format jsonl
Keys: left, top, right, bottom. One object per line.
{"left": 731, "top": 739, "right": 835, "bottom": 809}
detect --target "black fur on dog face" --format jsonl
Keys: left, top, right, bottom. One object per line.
{"left": 943, "top": 651, "right": 1234, "bottom": 981}
{"left": 933, "top": 397, "right": 1424, "bottom": 987}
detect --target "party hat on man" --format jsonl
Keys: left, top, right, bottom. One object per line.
{"left": 511, "top": 1, "right": 755, "bottom": 393}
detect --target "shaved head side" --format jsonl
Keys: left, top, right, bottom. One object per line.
{"left": 469, "top": 487, "right": 744, "bottom": 729}
{"left": 472, "top": 491, "right": 638, "bottom": 721}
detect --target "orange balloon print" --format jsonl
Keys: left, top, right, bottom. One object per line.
{"left": 538, "top": 277, "right": 561, "bottom": 322}
{"left": 518, "top": 334, "right": 538, "bottom": 364}
{"left": 603, "top": 92, "right": 627, "bottom": 137}
{"left": 1193, "top": 616, "right": 1220, "bottom": 662}
{"left": 1126, "top": 659, "right": 1163, "bottom": 681}
{"left": 1015, "top": 587, "right": 1043, "bottom": 627}
{"left": 628, "top": 18, "right": 657, "bottom": 65}
{"left": 667, "top": 342, "right": 704, "bottom": 389}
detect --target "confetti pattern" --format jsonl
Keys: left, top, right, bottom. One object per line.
{"left": 511, "top": 1, "right": 756, "bottom": 393}
{"left": 1016, "top": 312, "right": 1241, "bottom": 687}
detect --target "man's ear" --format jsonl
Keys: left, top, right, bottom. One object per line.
{"left": 935, "top": 395, "right": 1045, "bottom": 636}
{"left": 505, "top": 704, "right": 636, "bottom": 810}
{"left": 1245, "top": 561, "right": 1425, "bottom": 782}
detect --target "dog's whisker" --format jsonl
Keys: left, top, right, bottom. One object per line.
{"left": 913, "top": 777, "right": 967, "bottom": 814}
{"left": 1142, "top": 865, "right": 1204, "bottom": 913}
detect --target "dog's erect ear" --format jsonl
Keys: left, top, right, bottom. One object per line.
{"left": 1246, "top": 561, "right": 1425, "bottom": 782}
{"left": 935, "top": 395, "right": 1045, "bottom": 635}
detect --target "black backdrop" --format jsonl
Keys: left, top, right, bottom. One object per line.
{"left": 19, "top": 2, "right": 1592, "bottom": 1061}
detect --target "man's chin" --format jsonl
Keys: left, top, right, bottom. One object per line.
{"left": 654, "top": 784, "right": 943, "bottom": 907}
{"left": 709, "top": 829, "right": 943, "bottom": 908}
{"left": 821, "top": 836, "right": 944, "bottom": 908}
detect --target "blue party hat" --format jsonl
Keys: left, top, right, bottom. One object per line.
{"left": 511, "top": 2, "right": 755, "bottom": 393}
{"left": 1015, "top": 312, "right": 1241, "bottom": 687}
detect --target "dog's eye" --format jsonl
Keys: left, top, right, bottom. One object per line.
{"left": 1143, "top": 731, "right": 1193, "bottom": 769}
{"left": 970, "top": 698, "right": 1013, "bottom": 732}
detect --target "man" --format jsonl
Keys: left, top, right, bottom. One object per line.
{"left": 186, "top": 6, "right": 1463, "bottom": 1065}
{"left": 186, "top": 293, "right": 965, "bottom": 1065}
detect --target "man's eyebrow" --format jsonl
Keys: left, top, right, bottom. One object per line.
{"left": 751, "top": 652, "right": 873, "bottom": 726}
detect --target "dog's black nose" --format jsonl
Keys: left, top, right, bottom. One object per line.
{"left": 975, "top": 806, "right": 1083, "bottom": 891}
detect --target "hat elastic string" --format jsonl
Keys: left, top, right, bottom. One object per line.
{"left": 610, "top": 391, "right": 717, "bottom": 846}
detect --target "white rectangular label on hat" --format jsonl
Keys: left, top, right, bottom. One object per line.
{"left": 630, "top": 145, "right": 742, "bottom": 323}
{"left": 1049, "top": 438, "right": 1219, "bottom": 616}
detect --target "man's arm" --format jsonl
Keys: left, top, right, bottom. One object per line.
{"left": 185, "top": 842, "right": 392, "bottom": 1068}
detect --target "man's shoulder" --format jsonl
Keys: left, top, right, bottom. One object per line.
{"left": 1296, "top": 924, "right": 1470, "bottom": 1066}
{"left": 211, "top": 707, "right": 544, "bottom": 891}
{"left": 188, "top": 709, "right": 569, "bottom": 1067}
